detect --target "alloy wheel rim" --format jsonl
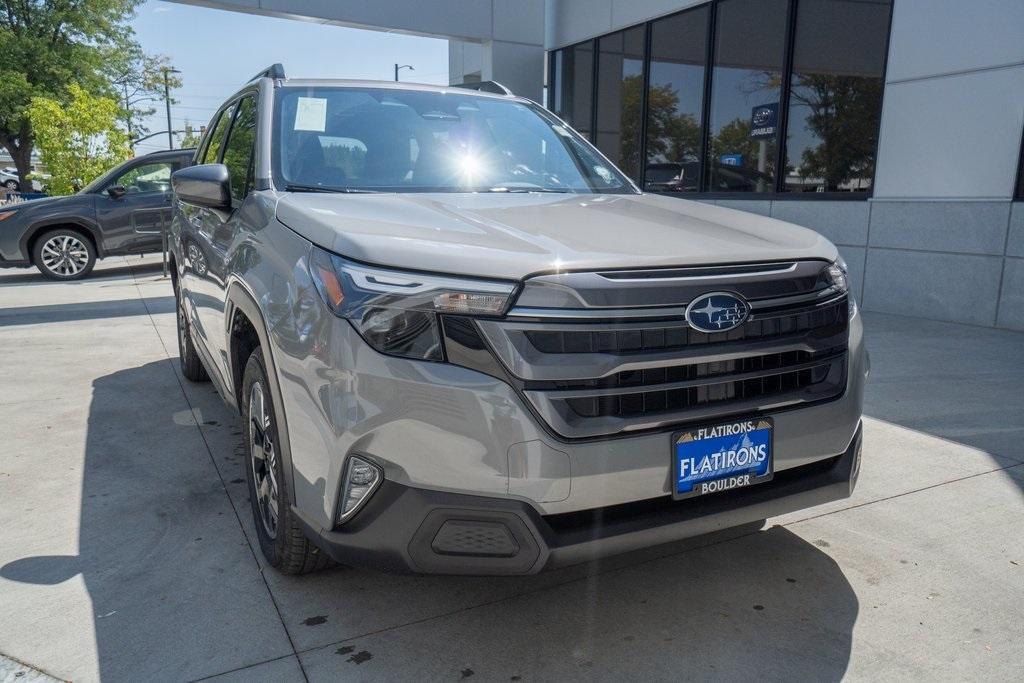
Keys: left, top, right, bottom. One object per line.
{"left": 40, "top": 235, "right": 89, "bottom": 276}
{"left": 249, "top": 381, "right": 279, "bottom": 539}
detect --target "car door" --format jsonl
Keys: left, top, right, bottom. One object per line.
{"left": 179, "top": 101, "right": 236, "bottom": 378}
{"left": 94, "top": 159, "right": 184, "bottom": 254}
{"left": 187, "top": 95, "right": 259, "bottom": 381}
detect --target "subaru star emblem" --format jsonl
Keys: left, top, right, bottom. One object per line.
{"left": 685, "top": 292, "right": 751, "bottom": 333}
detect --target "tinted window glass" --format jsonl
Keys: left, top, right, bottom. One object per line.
{"left": 222, "top": 96, "right": 257, "bottom": 200}
{"left": 705, "top": 0, "right": 787, "bottom": 192}
{"left": 111, "top": 162, "right": 177, "bottom": 194}
{"left": 552, "top": 42, "right": 594, "bottom": 138}
{"left": 784, "top": 0, "right": 890, "bottom": 193}
{"left": 595, "top": 27, "right": 645, "bottom": 182}
{"left": 202, "top": 103, "right": 235, "bottom": 164}
{"left": 274, "top": 87, "right": 633, "bottom": 194}
{"left": 644, "top": 7, "right": 709, "bottom": 192}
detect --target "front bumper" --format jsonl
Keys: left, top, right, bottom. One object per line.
{"left": 299, "top": 422, "right": 862, "bottom": 575}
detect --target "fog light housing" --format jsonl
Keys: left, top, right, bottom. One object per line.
{"left": 337, "top": 456, "right": 382, "bottom": 524}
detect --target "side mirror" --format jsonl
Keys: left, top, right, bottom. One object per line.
{"left": 107, "top": 185, "right": 126, "bottom": 199}
{"left": 171, "top": 164, "right": 231, "bottom": 211}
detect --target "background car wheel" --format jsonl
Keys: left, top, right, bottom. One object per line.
{"left": 3, "top": 179, "right": 18, "bottom": 190}
{"left": 174, "top": 282, "right": 209, "bottom": 382}
{"left": 242, "top": 349, "right": 332, "bottom": 574}
{"left": 31, "top": 228, "right": 96, "bottom": 280}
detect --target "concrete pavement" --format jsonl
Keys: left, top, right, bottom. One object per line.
{"left": 0, "top": 255, "right": 1021, "bottom": 682}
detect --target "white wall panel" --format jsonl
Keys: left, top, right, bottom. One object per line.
{"left": 873, "top": 66, "right": 1024, "bottom": 199}
{"left": 886, "top": 0, "right": 1024, "bottom": 82}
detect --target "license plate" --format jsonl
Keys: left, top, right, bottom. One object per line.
{"left": 673, "top": 418, "right": 774, "bottom": 499}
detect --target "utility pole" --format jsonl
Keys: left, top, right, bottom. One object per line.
{"left": 162, "top": 67, "right": 182, "bottom": 149}
{"left": 394, "top": 63, "right": 414, "bottom": 81}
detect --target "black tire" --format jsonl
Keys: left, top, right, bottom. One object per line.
{"left": 174, "top": 280, "right": 209, "bottom": 382}
{"left": 242, "top": 350, "right": 332, "bottom": 574}
{"left": 31, "top": 228, "right": 96, "bottom": 280}
{"left": 3, "top": 179, "right": 18, "bottom": 190}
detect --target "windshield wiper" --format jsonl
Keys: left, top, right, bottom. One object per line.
{"left": 284, "top": 183, "right": 378, "bottom": 194}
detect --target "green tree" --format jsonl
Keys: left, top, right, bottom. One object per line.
{"left": 642, "top": 81, "right": 702, "bottom": 164}
{"left": 27, "top": 84, "right": 131, "bottom": 195}
{"left": 110, "top": 46, "right": 182, "bottom": 141}
{"left": 180, "top": 121, "right": 202, "bottom": 150}
{"left": 790, "top": 74, "right": 883, "bottom": 191}
{"left": 0, "top": 0, "right": 144, "bottom": 189}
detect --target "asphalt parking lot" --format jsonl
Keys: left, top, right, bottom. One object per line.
{"left": 0, "top": 255, "right": 1022, "bottom": 682}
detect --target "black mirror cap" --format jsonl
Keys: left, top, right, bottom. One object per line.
{"left": 107, "top": 185, "right": 126, "bottom": 199}
{"left": 172, "top": 164, "right": 231, "bottom": 211}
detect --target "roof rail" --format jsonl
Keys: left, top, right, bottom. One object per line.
{"left": 451, "top": 80, "right": 515, "bottom": 96}
{"left": 249, "top": 63, "right": 286, "bottom": 82}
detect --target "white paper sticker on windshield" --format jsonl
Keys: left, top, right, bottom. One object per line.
{"left": 294, "top": 97, "right": 327, "bottom": 132}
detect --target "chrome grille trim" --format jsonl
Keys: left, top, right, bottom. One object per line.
{"left": 506, "top": 289, "right": 846, "bottom": 319}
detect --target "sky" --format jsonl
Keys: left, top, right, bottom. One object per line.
{"left": 129, "top": 0, "right": 449, "bottom": 154}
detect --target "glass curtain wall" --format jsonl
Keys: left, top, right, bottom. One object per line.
{"left": 644, "top": 6, "right": 709, "bottom": 193}
{"left": 784, "top": 0, "right": 891, "bottom": 192}
{"left": 594, "top": 27, "right": 646, "bottom": 182}
{"left": 548, "top": 0, "right": 893, "bottom": 196}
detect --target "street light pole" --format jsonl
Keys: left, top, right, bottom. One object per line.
{"left": 162, "top": 67, "right": 182, "bottom": 149}
{"left": 394, "top": 63, "right": 414, "bottom": 81}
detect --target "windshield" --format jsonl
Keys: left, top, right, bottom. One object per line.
{"left": 273, "top": 86, "right": 635, "bottom": 194}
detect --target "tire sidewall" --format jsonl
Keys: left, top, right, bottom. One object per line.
{"left": 32, "top": 228, "right": 96, "bottom": 280}
{"left": 175, "top": 282, "right": 194, "bottom": 368}
{"left": 241, "top": 351, "right": 289, "bottom": 566}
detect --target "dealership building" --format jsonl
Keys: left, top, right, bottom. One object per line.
{"left": 178, "top": 0, "right": 1024, "bottom": 331}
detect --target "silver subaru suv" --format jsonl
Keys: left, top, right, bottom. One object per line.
{"left": 170, "top": 65, "right": 866, "bottom": 576}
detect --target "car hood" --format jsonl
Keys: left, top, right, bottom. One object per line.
{"left": 275, "top": 192, "right": 838, "bottom": 281}
{"left": 1, "top": 195, "right": 63, "bottom": 211}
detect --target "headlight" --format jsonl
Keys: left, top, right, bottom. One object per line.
{"left": 819, "top": 259, "right": 849, "bottom": 295}
{"left": 309, "top": 245, "right": 516, "bottom": 361}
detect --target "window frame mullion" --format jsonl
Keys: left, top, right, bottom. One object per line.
{"left": 774, "top": 0, "right": 799, "bottom": 194}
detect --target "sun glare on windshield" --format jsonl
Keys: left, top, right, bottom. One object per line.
{"left": 273, "top": 87, "right": 635, "bottom": 194}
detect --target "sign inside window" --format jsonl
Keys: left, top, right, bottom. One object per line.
{"left": 295, "top": 97, "right": 327, "bottom": 132}
{"left": 749, "top": 103, "right": 778, "bottom": 140}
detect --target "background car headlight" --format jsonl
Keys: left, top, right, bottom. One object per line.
{"left": 309, "top": 245, "right": 516, "bottom": 361}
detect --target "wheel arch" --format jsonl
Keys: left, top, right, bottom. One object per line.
{"left": 225, "top": 281, "right": 299, "bottom": 506}
{"left": 23, "top": 220, "right": 105, "bottom": 262}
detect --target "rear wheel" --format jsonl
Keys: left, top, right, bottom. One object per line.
{"left": 32, "top": 228, "right": 95, "bottom": 280}
{"left": 3, "top": 179, "right": 18, "bottom": 190}
{"left": 242, "top": 350, "right": 332, "bottom": 574}
{"left": 174, "top": 280, "right": 209, "bottom": 382}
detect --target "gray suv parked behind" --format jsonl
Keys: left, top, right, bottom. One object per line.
{"left": 0, "top": 149, "right": 193, "bottom": 279}
{"left": 170, "top": 66, "right": 866, "bottom": 575}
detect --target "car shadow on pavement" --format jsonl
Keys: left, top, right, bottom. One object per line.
{"left": 0, "top": 260, "right": 165, "bottom": 287}
{"left": 0, "top": 296, "right": 175, "bottom": 326}
{"left": 1, "top": 358, "right": 860, "bottom": 680}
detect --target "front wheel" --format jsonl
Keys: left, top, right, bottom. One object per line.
{"left": 32, "top": 228, "right": 96, "bottom": 280}
{"left": 3, "top": 179, "right": 18, "bottom": 190}
{"left": 242, "top": 350, "right": 332, "bottom": 574}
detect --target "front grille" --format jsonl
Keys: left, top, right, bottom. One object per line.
{"left": 461, "top": 261, "right": 851, "bottom": 439}
{"left": 525, "top": 302, "right": 844, "bottom": 354}
{"left": 558, "top": 349, "right": 843, "bottom": 419}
